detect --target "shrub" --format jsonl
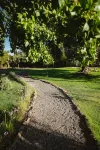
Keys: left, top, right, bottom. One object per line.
{"left": 0, "top": 76, "right": 12, "bottom": 91}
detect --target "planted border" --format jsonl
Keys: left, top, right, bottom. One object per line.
{"left": 0, "top": 72, "right": 35, "bottom": 150}
{"left": 9, "top": 72, "right": 35, "bottom": 120}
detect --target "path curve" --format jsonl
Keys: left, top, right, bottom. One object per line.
{"left": 10, "top": 78, "right": 98, "bottom": 150}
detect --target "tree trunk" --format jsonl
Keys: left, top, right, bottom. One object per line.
{"left": 81, "top": 66, "right": 89, "bottom": 73}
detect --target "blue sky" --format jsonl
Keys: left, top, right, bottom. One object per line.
{"left": 4, "top": 37, "right": 11, "bottom": 51}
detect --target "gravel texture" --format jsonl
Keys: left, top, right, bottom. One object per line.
{"left": 9, "top": 78, "right": 98, "bottom": 150}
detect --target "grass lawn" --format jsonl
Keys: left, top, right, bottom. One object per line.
{"left": 23, "top": 67, "right": 100, "bottom": 144}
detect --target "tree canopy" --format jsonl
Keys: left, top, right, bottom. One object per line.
{"left": 0, "top": 0, "right": 100, "bottom": 69}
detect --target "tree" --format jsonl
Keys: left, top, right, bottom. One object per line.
{"left": 9, "top": 51, "right": 26, "bottom": 68}
{"left": 0, "top": 0, "right": 55, "bottom": 65}
{"left": 56, "top": 0, "right": 100, "bottom": 71}
{"left": 0, "top": 9, "right": 5, "bottom": 55}
{"left": 0, "top": 51, "right": 9, "bottom": 68}
{"left": 0, "top": 0, "right": 100, "bottom": 70}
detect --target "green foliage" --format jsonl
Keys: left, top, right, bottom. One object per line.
{"left": 28, "top": 42, "right": 54, "bottom": 65}
{"left": 16, "top": 11, "right": 55, "bottom": 65}
{"left": 57, "top": 0, "right": 100, "bottom": 69}
{"left": 0, "top": 75, "right": 24, "bottom": 147}
{"left": 0, "top": 51, "right": 9, "bottom": 68}
{"left": 10, "top": 51, "right": 26, "bottom": 68}
{"left": 0, "top": 74, "right": 34, "bottom": 149}
{"left": 0, "top": 10, "right": 5, "bottom": 56}
{"left": 0, "top": 76, "right": 12, "bottom": 91}
{"left": 0, "top": 0, "right": 100, "bottom": 68}
{"left": 0, "top": 27, "right": 4, "bottom": 56}
{"left": 0, "top": 76, "right": 24, "bottom": 111}
{"left": 9, "top": 72, "right": 34, "bottom": 120}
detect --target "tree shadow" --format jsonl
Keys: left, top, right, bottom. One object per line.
{"left": 9, "top": 120, "right": 98, "bottom": 150}
{"left": 0, "top": 68, "right": 100, "bottom": 82}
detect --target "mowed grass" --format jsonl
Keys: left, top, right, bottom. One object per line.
{"left": 22, "top": 67, "right": 100, "bottom": 144}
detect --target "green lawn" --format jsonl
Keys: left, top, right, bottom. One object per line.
{"left": 23, "top": 67, "right": 100, "bottom": 144}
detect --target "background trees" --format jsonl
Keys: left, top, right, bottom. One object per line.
{"left": 0, "top": 51, "right": 9, "bottom": 68}
{"left": 0, "top": 9, "right": 5, "bottom": 55}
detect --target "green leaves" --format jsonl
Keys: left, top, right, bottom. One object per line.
{"left": 70, "top": 11, "right": 77, "bottom": 16}
{"left": 79, "top": 0, "right": 87, "bottom": 8}
{"left": 96, "top": 35, "right": 100, "bottom": 38}
{"left": 1, "top": 0, "right": 100, "bottom": 68}
{"left": 87, "top": 0, "right": 93, "bottom": 6}
{"left": 28, "top": 42, "right": 54, "bottom": 65}
{"left": 79, "top": 0, "right": 93, "bottom": 8}
{"left": 83, "top": 22, "right": 89, "bottom": 31}
{"left": 58, "top": 0, "right": 68, "bottom": 8}
{"left": 95, "top": 4, "right": 100, "bottom": 11}
{"left": 25, "top": 41, "right": 29, "bottom": 47}
{"left": 35, "top": 10, "right": 40, "bottom": 17}
{"left": 17, "top": 8, "right": 55, "bottom": 65}
{"left": 0, "top": 10, "right": 5, "bottom": 55}
{"left": 58, "top": 0, "right": 65, "bottom": 7}
{"left": 0, "top": 51, "right": 9, "bottom": 67}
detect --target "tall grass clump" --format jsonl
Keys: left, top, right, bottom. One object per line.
{"left": 0, "top": 75, "right": 12, "bottom": 91}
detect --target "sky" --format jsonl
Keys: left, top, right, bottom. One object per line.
{"left": 4, "top": 37, "right": 11, "bottom": 51}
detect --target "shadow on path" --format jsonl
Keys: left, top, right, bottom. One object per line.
{"left": 10, "top": 121, "right": 97, "bottom": 150}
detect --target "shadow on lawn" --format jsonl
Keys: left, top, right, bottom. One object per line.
{"left": 0, "top": 68, "right": 100, "bottom": 82}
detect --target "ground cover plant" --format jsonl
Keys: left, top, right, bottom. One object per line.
{"left": 0, "top": 73, "right": 34, "bottom": 150}
{"left": 18, "top": 67, "right": 100, "bottom": 145}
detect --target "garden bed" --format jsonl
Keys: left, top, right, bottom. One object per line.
{"left": 0, "top": 73, "right": 34, "bottom": 150}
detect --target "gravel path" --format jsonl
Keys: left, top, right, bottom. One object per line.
{"left": 10, "top": 78, "right": 98, "bottom": 150}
